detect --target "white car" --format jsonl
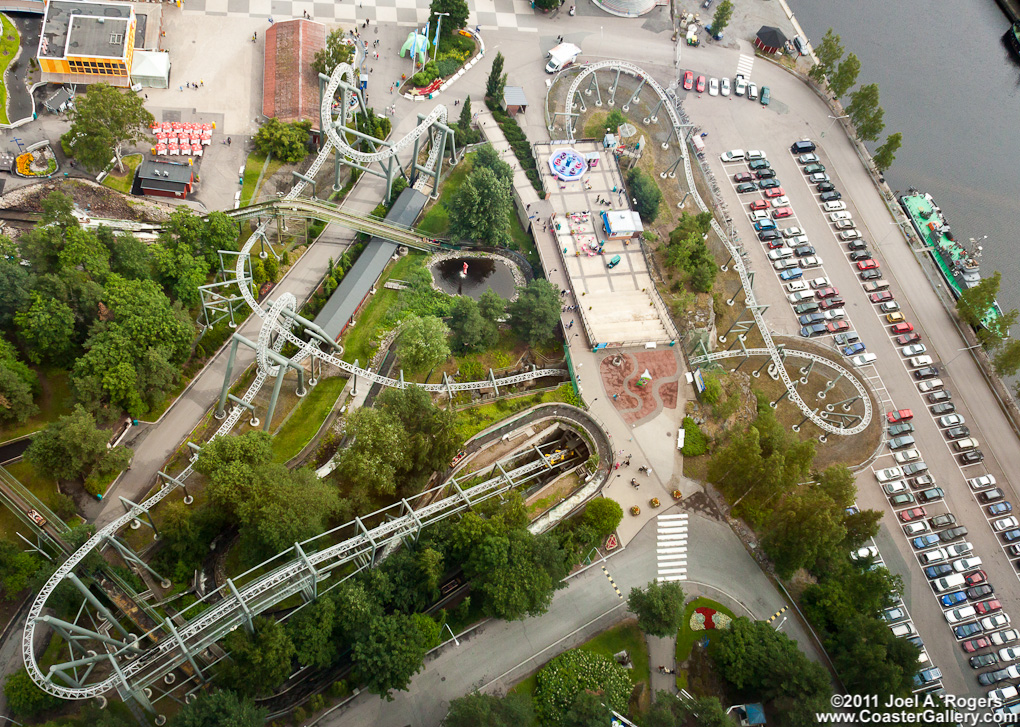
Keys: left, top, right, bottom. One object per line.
{"left": 786, "top": 280, "right": 809, "bottom": 292}
{"left": 839, "top": 229, "right": 862, "bottom": 240}
{"left": 883, "top": 480, "right": 908, "bottom": 495}
{"left": 821, "top": 307, "right": 843, "bottom": 320}
{"left": 799, "top": 256, "right": 823, "bottom": 269}
{"left": 903, "top": 521, "right": 929, "bottom": 535}
{"left": 938, "top": 414, "right": 965, "bottom": 427}
{"left": 834, "top": 219, "right": 856, "bottom": 230}
{"left": 809, "top": 277, "right": 831, "bottom": 289}
{"left": 771, "top": 196, "right": 790, "bottom": 207}
{"left": 747, "top": 82, "right": 758, "bottom": 100}
{"left": 734, "top": 75, "right": 747, "bottom": 96}
{"left": 789, "top": 290, "right": 815, "bottom": 303}
{"left": 908, "top": 355, "right": 933, "bottom": 367}
{"left": 850, "top": 352, "right": 878, "bottom": 366}
{"left": 720, "top": 77, "right": 730, "bottom": 96}
{"left": 982, "top": 614, "right": 1011, "bottom": 631}
{"left": 782, "top": 226, "right": 804, "bottom": 238}
{"left": 920, "top": 548, "right": 949, "bottom": 564}
{"left": 955, "top": 437, "right": 980, "bottom": 451}
{"left": 709, "top": 77, "right": 720, "bottom": 96}
{"left": 768, "top": 248, "right": 794, "bottom": 261}
{"left": 875, "top": 467, "right": 904, "bottom": 482}
{"left": 1000, "top": 647, "right": 1020, "bottom": 661}
{"left": 850, "top": 545, "right": 879, "bottom": 561}
{"left": 970, "top": 475, "right": 997, "bottom": 490}
{"left": 988, "top": 686, "right": 1019, "bottom": 703}
{"left": 720, "top": 148, "right": 744, "bottom": 162}
{"left": 750, "top": 210, "right": 771, "bottom": 221}
{"left": 824, "top": 201, "right": 847, "bottom": 211}
{"left": 945, "top": 606, "right": 978, "bottom": 624}
{"left": 946, "top": 542, "right": 974, "bottom": 558}
{"left": 829, "top": 211, "right": 852, "bottom": 222}
{"left": 954, "top": 556, "right": 983, "bottom": 573}
{"left": 901, "top": 344, "right": 927, "bottom": 356}
{"left": 893, "top": 449, "right": 920, "bottom": 464}
{"left": 746, "top": 149, "right": 765, "bottom": 160}
{"left": 991, "top": 629, "right": 1019, "bottom": 646}
{"left": 773, "top": 258, "right": 800, "bottom": 270}
{"left": 993, "top": 516, "right": 1018, "bottom": 531}
{"left": 890, "top": 621, "right": 916, "bottom": 638}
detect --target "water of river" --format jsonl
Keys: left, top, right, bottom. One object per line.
{"left": 787, "top": 0, "right": 1020, "bottom": 315}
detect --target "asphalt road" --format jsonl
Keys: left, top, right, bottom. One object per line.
{"left": 682, "top": 46, "right": 1020, "bottom": 697}
{"left": 316, "top": 508, "right": 824, "bottom": 727}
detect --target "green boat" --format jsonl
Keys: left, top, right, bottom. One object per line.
{"left": 899, "top": 192, "right": 1002, "bottom": 328}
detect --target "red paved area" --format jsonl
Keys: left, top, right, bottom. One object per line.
{"left": 599, "top": 350, "right": 680, "bottom": 425}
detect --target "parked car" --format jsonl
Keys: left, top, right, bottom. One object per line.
{"left": 860, "top": 269, "right": 883, "bottom": 280}
{"left": 800, "top": 323, "right": 828, "bottom": 338}
{"left": 940, "top": 526, "right": 969, "bottom": 542}
{"left": 988, "top": 503, "right": 1013, "bottom": 516}
{"left": 773, "top": 207, "right": 794, "bottom": 219}
{"left": 857, "top": 259, "right": 880, "bottom": 271}
{"left": 870, "top": 291, "right": 894, "bottom": 303}
{"left": 899, "top": 507, "right": 927, "bottom": 522}
{"left": 708, "top": 77, "right": 720, "bottom": 96}
{"left": 888, "top": 422, "right": 914, "bottom": 436}
{"left": 793, "top": 301, "right": 820, "bottom": 315}
{"left": 749, "top": 159, "right": 771, "bottom": 171}
{"left": 759, "top": 178, "right": 781, "bottom": 189}
{"left": 749, "top": 199, "right": 769, "bottom": 211}
{"left": 967, "top": 585, "right": 994, "bottom": 601}
{"left": 736, "top": 182, "right": 758, "bottom": 193}
{"left": 896, "top": 333, "right": 922, "bottom": 345}
{"left": 760, "top": 86, "right": 770, "bottom": 105}
{"left": 816, "top": 181, "right": 836, "bottom": 193}
{"left": 764, "top": 186, "right": 786, "bottom": 198}
{"left": 962, "top": 636, "right": 992, "bottom": 652}
{"left": 755, "top": 169, "right": 777, "bottom": 179}
{"left": 849, "top": 250, "right": 873, "bottom": 262}
{"left": 918, "top": 488, "right": 945, "bottom": 504}
{"left": 961, "top": 451, "right": 985, "bottom": 465}
{"left": 929, "top": 513, "right": 957, "bottom": 529}
{"left": 695, "top": 75, "right": 706, "bottom": 93}
{"left": 804, "top": 163, "right": 825, "bottom": 175}
{"left": 683, "top": 71, "right": 694, "bottom": 90}
{"left": 819, "top": 190, "right": 842, "bottom": 202}
{"left": 946, "top": 426, "right": 971, "bottom": 440}
{"left": 797, "top": 153, "right": 820, "bottom": 164}
{"left": 887, "top": 409, "right": 913, "bottom": 424}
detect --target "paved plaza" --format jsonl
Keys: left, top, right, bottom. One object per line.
{"left": 534, "top": 141, "right": 672, "bottom": 345}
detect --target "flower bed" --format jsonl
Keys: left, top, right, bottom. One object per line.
{"left": 403, "top": 33, "right": 478, "bottom": 96}
{"left": 16, "top": 150, "right": 57, "bottom": 177}
{"left": 689, "top": 606, "right": 732, "bottom": 632}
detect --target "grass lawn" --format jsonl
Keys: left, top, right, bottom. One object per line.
{"left": 454, "top": 384, "right": 574, "bottom": 442}
{"left": 0, "top": 367, "right": 73, "bottom": 444}
{"left": 418, "top": 154, "right": 475, "bottom": 236}
{"left": 339, "top": 252, "right": 423, "bottom": 365}
{"left": 4, "top": 460, "right": 61, "bottom": 511}
{"left": 0, "top": 15, "right": 20, "bottom": 126}
{"left": 271, "top": 376, "right": 346, "bottom": 463}
{"left": 240, "top": 151, "right": 285, "bottom": 206}
{"left": 101, "top": 153, "right": 143, "bottom": 194}
{"left": 675, "top": 596, "right": 737, "bottom": 686}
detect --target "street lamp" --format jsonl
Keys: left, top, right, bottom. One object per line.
{"left": 432, "top": 11, "right": 450, "bottom": 62}
{"left": 821, "top": 114, "right": 849, "bottom": 137}
{"left": 945, "top": 344, "right": 982, "bottom": 367}
{"left": 1, "top": 717, "right": 26, "bottom": 726}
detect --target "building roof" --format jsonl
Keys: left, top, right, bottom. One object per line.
{"left": 503, "top": 85, "right": 528, "bottom": 107}
{"left": 263, "top": 18, "right": 326, "bottom": 127}
{"left": 45, "top": 86, "right": 73, "bottom": 108}
{"left": 40, "top": 0, "right": 134, "bottom": 59}
{"left": 755, "top": 25, "right": 786, "bottom": 49}
{"left": 137, "top": 159, "right": 193, "bottom": 189}
{"left": 130, "top": 49, "right": 169, "bottom": 80}
{"left": 313, "top": 188, "right": 428, "bottom": 340}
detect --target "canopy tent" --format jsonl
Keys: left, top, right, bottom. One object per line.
{"left": 130, "top": 50, "right": 170, "bottom": 89}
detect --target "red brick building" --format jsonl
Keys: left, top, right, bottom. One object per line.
{"left": 263, "top": 19, "right": 326, "bottom": 129}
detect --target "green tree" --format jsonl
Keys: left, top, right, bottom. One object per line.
{"left": 846, "top": 83, "right": 885, "bottom": 141}
{"left": 710, "top": 0, "right": 733, "bottom": 35}
{"left": 644, "top": 692, "right": 730, "bottom": 727}
{"left": 221, "top": 617, "right": 295, "bottom": 696}
{"left": 430, "top": 0, "right": 469, "bottom": 37}
{"left": 0, "top": 338, "right": 39, "bottom": 425}
{"left": 957, "top": 270, "right": 1001, "bottom": 328}
{"left": 994, "top": 339, "right": 1020, "bottom": 377}
{"left": 378, "top": 385, "right": 460, "bottom": 491}
{"left": 0, "top": 258, "right": 34, "bottom": 330}
{"left": 626, "top": 167, "right": 662, "bottom": 223}
{"left": 253, "top": 118, "right": 312, "bottom": 163}
{"left": 979, "top": 308, "right": 1018, "bottom": 350}
{"left": 333, "top": 407, "right": 409, "bottom": 497}
{"left": 873, "top": 131, "right": 902, "bottom": 173}
{"left": 466, "top": 529, "right": 568, "bottom": 620}
{"left": 0, "top": 540, "right": 40, "bottom": 599}
{"left": 444, "top": 692, "right": 535, "bottom": 727}
{"left": 815, "top": 465, "right": 855, "bottom": 509}
{"left": 583, "top": 497, "right": 623, "bottom": 537}
{"left": 808, "top": 28, "right": 843, "bottom": 84}
{"left": 287, "top": 596, "right": 338, "bottom": 669}
{"left": 25, "top": 405, "right": 131, "bottom": 482}
{"left": 311, "top": 27, "right": 354, "bottom": 77}
{"left": 170, "top": 689, "right": 267, "bottom": 727}
{"left": 152, "top": 242, "right": 209, "bottom": 306}
{"left": 458, "top": 95, "right": 473, "bottom": 133}
{"left": 485, "top": 52, "right": 506, "bottom": 99}
{"left": 762, "top": 490, "right": 846, "bottom": 578}
{"left": 534, "top": 649, "right": 631, "bottom": 726}
{"left": 63, "top": 83, "right": 154, "bottom": 172}
{"left": 478, "top": 289, "right": 507, "bottom": 322}
{"left": 15, "top": 292, "right": 76, "bottom": 365}
{"left": 828, "top": 52, "right": 860, "bottom": 99}
{"left": 3, "top": 667, "right": 62, "bottom": 718}
{"left": 449, "top": 166, "right": 513, "bottom": 246}
{"left": 507, "top": 279, "right": 560, "bottom": 345}
{"left": 471, "top": 143, "right": 514, "bottom": 187}
{"left": 828, "top": 614, "right": 918, "bottom": 699}
{"left": 842, "top": 509, "right": 883, "bottom": 551}
{"left": 353, "top": 613, "right": 432, "bottom": 699}
{"left": 627, "top": 580, "right": 686, "bottom": 637}
{"left": 449, "top": 296, "right": 497, "bottom": 353}
{"left": 397, "top": 314, "right": 451, "bottom": 372}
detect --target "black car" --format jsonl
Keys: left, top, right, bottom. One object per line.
{"left": 755, "top": 169, "right": 776, "bottom": 179}
{"left": 967, "top": 584, "right": 994, "bottom": 600}
{"left": 945, "top": 426, "right": 970, "bottom": 439}
{"left": 918, "top": 488, "right": 945, "bottom": 503}
{"left": 940, "top": 526, "right": 969, "bottom": 541}
{"left": 847, "top": 239, "right": 868, "bottom": 251}
{"left": 816, "top": 181, "right": 836, "bottom": 193}
{"left": 931, "top": 402, "right": 956, "bottom": 415}
{"left": 759, "top": 229, "right": 781, "bottom": 241}
{"left": 759, "top": 178, "right": 781, "bottom": 189}
{"left": 800, "top": 323, "right": 829, "bottom": 338}
{"left": 794, "top": 246, "right": 816, "bottom": 257}
{"left": 820, "top": 191, "right": 843, "bottom": 202}
{"left": 849, "top": 250, "right": 873, "bottom": 261}
{"left": 971, "top": 653, "right": 999, "bottom": 670}
{"left": 860, "top": 269, "right": 883, "bottom": 280}
{"left": 928, "top": 390, "right": 952, "bottom": 403}
{"left": 978, "top": 668, "right": 1014, "bottom": 686}
{"left": 961, "top": 451, "right": 985, "bottom": 465}
{"left": 794, "top": 301, "right": 820, "bottom": 315}
{"left": 736, "top": 182, "right": 758, "bottom": 193}
{"left": 914, "top": 366, "right": 939, "bottom": 380}
{"left": 929, "top": 513, "right": 957, "bottom": 529}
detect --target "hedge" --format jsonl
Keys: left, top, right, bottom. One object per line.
{"left": 680, "top": 416, "right": 709, "bottom": 456}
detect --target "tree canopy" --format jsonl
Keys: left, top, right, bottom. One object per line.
{"left": 169, "top": 689, "right": 267, "bottom": 727}
{"left": 430, "top": 0, "right": 469, "bottom": 37}
{"left": 63, "top": 84, "right": 154, "bottom": 172}
{"left": 353, "top": 612, "right": 434, "bottom": 699}
{"left": 846, "top": 83, "right": 885, "bottom": 142}
{"left": 534, "top": 649, "right": 631, "bottom": 726}
{"left": 311, "top": 27, "right": 354, "bottom": 77}
{"left": 445, "top": 692, "right": 535, "bottom": 727}
{"left": 253, "top": 118, "right": 312, "bottom": 163}
{"left": 665, "top": 211, "right": 716, "bottom": 292}
{"left": 485, "top": 52, "right": 506, "bottom": 99}
{"left": 808, "top": 28, "right": 843, "bottom": 84}
{"left": 626, "top": 167, "right": 662, "bottom": 223}
{"left": 220, "top": 617, "right": 296, "bottom": 697}
{"left": 873, "top": 132, "right": 902, "bottom": 173}
{"left": 396, "top": 314, "right": 451, "bottom": 372}
{"left": 3, "top": 667, "right": 62, "bottom": 718}
{"left": 508, "top": 279, "right": 560, "bottom": 345}
{"left": 710, "top": 0, "right": 733, "bottom": 35}
{"left": 25, "top": 405, "right": 131, "bottom": 485}
{"left": 627, "top": 580, "right": 686, "bottom": 637}
{"left": 449, "top": 166, "right": 514, "bottom": 246}
{"left": 449, "top": 296, "right": 498, "bottom": 353}
{"left": 0, "top": 337, "right": 39, "bottom": 425}
{"left": 828, "top": 52, "right": 861, "bottom": 99}
{"left": 582, "top": 497, "right": 623, "bottom": 537}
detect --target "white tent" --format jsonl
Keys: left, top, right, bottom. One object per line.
{"left": 131, "top": 50, "right": 171, "bottom": 89}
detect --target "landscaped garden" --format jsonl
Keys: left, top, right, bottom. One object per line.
{"left": 15, "top": 146, "right": 58, "bottom": 178}
{"left": 0, "top": 14, "right": 20, "bottom": 125}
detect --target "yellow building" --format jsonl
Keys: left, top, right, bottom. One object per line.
{"left": 38, "top": 0, "right": 136, "bottom": 87}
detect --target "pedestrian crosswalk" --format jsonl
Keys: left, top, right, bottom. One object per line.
{"left": 736, "top": 54, "right": 755, "bottom": 79}
{"left": 656, "top": 513, "right": 688, "bottom": 582}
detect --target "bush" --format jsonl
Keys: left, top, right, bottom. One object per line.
{"left": 626, "top": 167, "right": 662, "bottom": 223}
{"left": 435, "top": 58, "right": 461, "bottom": 77}
{"left": 680, "top": 416, "right": 709, "bottom": 456}
{"left": 583, "top": 497, "right": 623, "bottom": 537}
{"left": 4, "top": 668, "right": 62, "bottom": 718}
{"left": 701, "top": 373, "right": 723, "bottom": 404}
{"left": 534, "top": 650, "right": 631, "bottom": 726}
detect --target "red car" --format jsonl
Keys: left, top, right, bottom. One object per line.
{"left": 962, "top": 636, "right": 992, "bottom": 653}
{"left": 869, "top": 291, "right": 894, "bottom": 303}
{"left": 819, "top": 297, "right": 844, "bottom": 310}
{"left": 895, "top": 333, "right": 921, "bottom": 345}
{"left": 887, "top": 409, "right": 914, "bottom": 423}
{"left": 749, "top": 200, "right": 769, "bottom": 211}
{"left": 767, "top": 239, "right": 785, "bottom": 249}
{"left": 816, "top": 287, "right": 839, "bottom": 299}
{"left": 826, "top": 321, "right": 849, "bottom": 334}
{"left": 696, "top": 75, "right": 706, "bottom": 93}
{"left": 773, "top": 207, "right": 794, "bottom": 219}
{"left": 899, "top": 507, "right": 927, "bottom": 522}
{"left": 856, "top": 259, "right": 879, "bottom": 271}
{"left": 683, "top": 71, "right": 694, "bottom": 90}
{"left": 966, "top": 570, "right": 988, "bottom": 586}
{"left": 975, "top": 599, "right": 1002, "bottom": 615}
{"left": 764, "top": 186, "right": 785, "bottom": 198}
{"left": 890, "top": 322, "right": 914, "bottom": 334}
{"left": 734, "top": 171, "right": 753, "bottom": 183}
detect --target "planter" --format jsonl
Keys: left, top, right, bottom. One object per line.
{"left": 15, "top": 147, "right": 58, "bottom": 178}
{"left": 649, "top": 498, "right": 660, "bottom": 508}
{"left": 672, "top": 489, "right": 683, "bottom": 500}
{"left": 630, "top": 506, "right": 641, "bottom": 516}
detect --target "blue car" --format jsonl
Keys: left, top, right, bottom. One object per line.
{"left": 1004, "top": 529, "right": 1020, "bottom": 542}
{"left": 955, "top": 622, "right": 983, "bottom": 640}
{"left": 925, "top": 564, "right": 953, "bottom": 579}
{"left": 843, "top": 342, "right": 866, "bottom": 356}
{"left": 754, "top": 219, "right": 776, "bottom": 232}
{"left": 912, "top": 534, "right": 940, "bottom": 550}
{"left": 940, "top": 591, "right": 968, "bottom": 607}
{"left": 988, "top": 502, "right": 1013, "bottom": 516}
{"left": 760, "top": 86, "right": 771, "bottom": 106}
{"left": 779, "top": 267, "right": 803, "bottom": 281}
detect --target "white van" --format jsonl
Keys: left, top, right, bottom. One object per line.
{"left": 768, "top": 248, "right": 793, "bottom": 260}
{"left": 934, "top": 573, "right": 967, "bottom": 593}
{"left": 789, "top": 290, "right": 815, "bottom": 303}
{"left": 823, "top": 200, "right": 847, "bottom": 212}
{"left": 720, "top": 149, "right": 746, "bottom": 162}
{"left": 918, "top": 379, "right": 945, "bottom": 393}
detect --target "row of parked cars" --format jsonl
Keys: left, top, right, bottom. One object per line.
{"left": 683, "top": 70, "right": 770, "bottom": 105}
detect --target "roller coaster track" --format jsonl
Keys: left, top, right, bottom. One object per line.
{"left": 559, "top": 62, "right": 871, "bottom": 436}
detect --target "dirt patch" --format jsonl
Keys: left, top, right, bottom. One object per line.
{"left": 599, "top": 349, "right": 680, "bottom": 425}
{"left": 682, "top": 642, "right": 729, "bottom": 701}
{"left": 0, "top": 179, "right": 173, "bottom": 223}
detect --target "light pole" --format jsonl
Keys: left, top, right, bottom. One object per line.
{"left": 945, "top": 344, "right": 982, "bottom": 367}
{"left": 1, "top": 717, "right": 26, "bottom": 726}
{"left": 821, "top": 114, "right": 849, "bottom": 137}
{"left": 432, "top": 11, "right": 450, "bottom": 62}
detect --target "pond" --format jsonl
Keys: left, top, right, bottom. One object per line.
{"left": 431, "top": 257, "right": 518, "bottom": 300}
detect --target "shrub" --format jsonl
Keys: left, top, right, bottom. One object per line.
{"left": 701, "top": 373, "right": 723, "bottom": 404}
{"left": 534, "top": 649, "right": 631, "bottom": 726}
{"left": 626, "top": 166, "right": 662, "bottom": 223}
{"left": 583, "top": 497, "right": 623, "bottom": 537}
{"left": 435, "top": 58, "right": 461, "bottom": 77}
{"left": 681, "top": 416, "right": 709, "bottom": 456}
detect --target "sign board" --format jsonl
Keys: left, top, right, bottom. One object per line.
{"left": 677, "top": 429, "right": 686, "bottom": 451}
{"left": 692, "top": 367, "right": 706, "bottom": 394}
